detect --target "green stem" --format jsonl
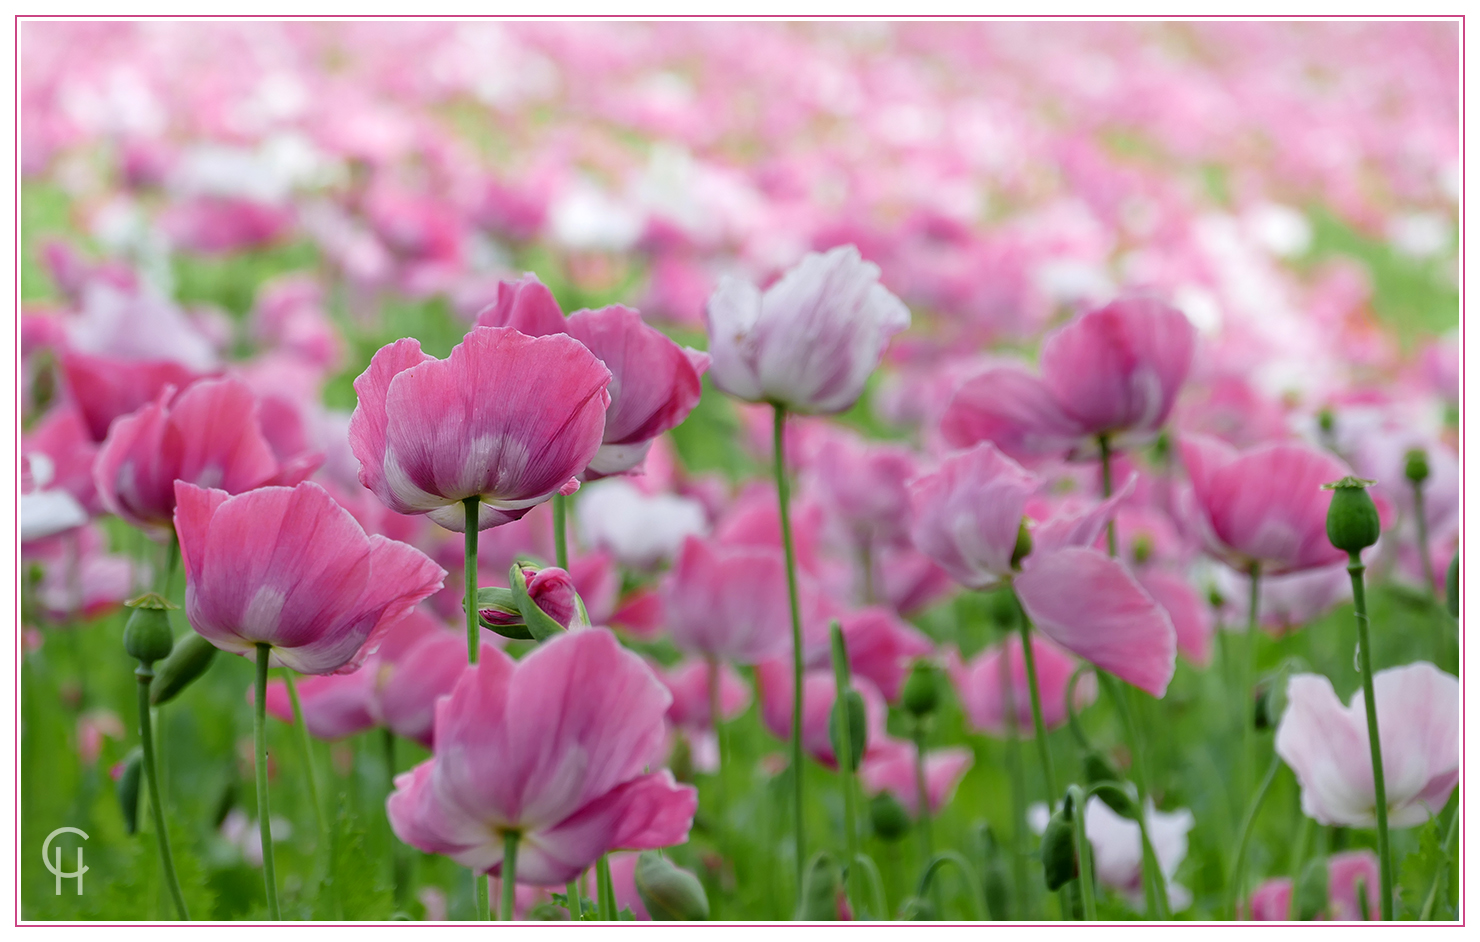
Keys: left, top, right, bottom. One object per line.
{"left": 1348, "top": 557, "right": 1394, "bottom": 920}
{"left": 501, "top": 831, "right": 520, "bottom": 921}
{"left": 910, "top": 719, "right": 933, "bottom": 861}
{"left": 1011, "top": 591, "right": 1056, "bottom": 798}
{"left": 284, "top": 670, "right": 337, "bottom": 918}
{"left": 472, "top": 869, "right": 489, "bottom": 921}
{"left": 383, "top": 729, "right": 407, "bottom": 906}
{"left": 596, "top": 853, "right": 617, "bottom": 920}
{"left": 1242, "top": 564, "right": 1262, "bottom": 813}
{"left": 1068, "top": 787, "right": 1097, "bottom": 921}
{"left": 566, "top": 880, "right": 582, "bottom": 921}
{"left": 136, "top": 665, "right": 189, "bottom": 919}
{"left": 772, "top": 403, "right": 806, "bottom": 895}
{"left": 707, "top": 655, "right": 727, "bottom": 919}
{"left": 1225, "top": 753, "right": 1280, "bottom": 920}
{"left": 254, "top": 644, "right": 281, "bottom": 920}
{"left": 1412, "top": 482, "right": 1437, "bottom": 598}
{"left": 464, "top": 497, "right": 480, "bottom": 664}
{"left": 1104, "top": 675, "right": 1170, "bottom": 919}
{"left": 553, "top": 493, "right": 569, "bottom": 570}
{"left": 915, "top": 851, "right": 986, "bottom": 920}
{"left": 1001, "top": 653, "right": 1032, "bottom": 919}
{"left": 1097, "top": 435, "right": 1118, "bottom": 557}
{"left": 1419, "top": 809, "right": 1459, "bottom": 920}
{"left": 828, "top": 630, "right": 861, "bottom": 918}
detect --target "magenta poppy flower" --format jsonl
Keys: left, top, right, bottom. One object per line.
{"left": 703, "top": 245, "right": 911, "bottom": 415}
{"left": 941, "top": 296, "right": 1195, "bottom": 462}
{"left": 62, "top": 348, "right": 204, "bottom": 443}
{"left": 808, "top": 429, "right": 920, "bottom": 550}
{"left": 1180, "top": 434, "right": 1354, "bottom": 575}
{"left": 828, "top": 608, "right": 934, "bottom": 702}
{"left": 859, "top": 739, "right": 973, "bottom": 818}
{"left": 947, "top": 638, "right": 1098, "bottom": 737}
{"left": 1274, "top": 662, "right": 1458, "bottom": 828}
{"left": 94, "top": 377, "right": 324, "bottom": 537}
{"left": 476, "top": 276, "right": 710, "bottom": 477}
{"left": 24, "top": 403, "right": 101, "bottom": 514}
{"left": 1248, "top": 851, "right": 1379, "bottom": 921}
{"left": 261, "top": 607, "right": 467, "bottom": 746}
{"left": 386, "top": 629, "right": 697, "bottom": 885}
{"left": 173, "top": 480, "right": 446, "bottom": 675}
{"left": 661, "top": 535, "right": 805, "bottom": 664}
{"left": 350, "top": 326, "right": 612, "bottom": 532}
{"left": 658, "top": 658, "right": 752, "bottom": 731}
{"left": 1136, "top": 568, "right": 1213, "bottom": 668}
{"left": 754, "top": 659, "right": 888, "bottom": 770}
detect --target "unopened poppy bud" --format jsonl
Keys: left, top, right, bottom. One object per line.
{"left": 901, "top": 660, "right": 940, "bottom": 717}
{"left": 828, "top": 688, "right": 868, "bottom": 771}
{"left": 1090, "top": 781, "right": 1138, "bottom": 820}
{"left": 117, "top": 747, "right": 143, "bottom": 835}
{"left": 123, "top": 593, "right": 176, "bottom": 664}
{"left": 1446, "top": 552, "right": 1459, "bottom": 618}
{"left": 1404, "top": 448, "right": 1430, "bottom": 486}
{"left": 1323, "top": 477, "right": 1380, "bottom": 555}
{"left": 508, "top": 561, "right": 578, "bottom": 641}
{"left": 1132, "top": 534, "right": 1154, "bottom": 565}
{"left": 1082, "top": 751, "right": 1119, "bottom": 785}
{"left": 1293, "top": 856, "right": 1329, "bottom": 921}
{"left": 1011, "top": 518, "right": 1033, "bottom": 570}
{"left": 634, "top": 850, "right": 710, "bottom": 921}
{"left": 1041, "top": 801, "right": 1078, "bottom": 891}
{"left": 870, "top": 793, "right": 911, "bottom": 842}
{"left": 1317, "top": 407, "right": 1335, "bottom": 436}
{"left": 794, "top": 851, "right": 841, "bottom": 920}
{"left": 150, "top": 632, "right": 219, "bottom": 705}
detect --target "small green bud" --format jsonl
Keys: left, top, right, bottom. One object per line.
{"left": 1323, "top": 477, "right": 1381, "bottom": 554}
{"left": 1446, "top": 551, "right": 1459, "bottom": 618}
{"left": 794, "top": 851, "right": 841, "bottom": 921}
{"left": 117, "top": 747, "right": 143, "bottom": 835}
{"left": 1404, "top": 448, "right": 1431, "bottom": 485}
{"left": 1011, "top": 518, "right": 1033, "bottom": 570}
{"left": 1208, "top": 586, "right": 1226, "bottom": 609}
{"left": 870, "top": 792, "right": 911, "bottom": 842}
{"left": 828, "top": 688, "right": 868, "bottom": 771}
{"left": 1082, "top": 752, "right": 1120, "bottom": 785}
{"left": 634, "top": 851, "right": 710, "bottom": 921}
{"left": 1041, "top": 801, "right": 1078, "bottom": 891}
{"left": 123, "top": 593, "right": 177, "bottom": 664}
{"left": 1293, "top": 856, "right": 1329, "bottom": 921}
{"left": 150, "top": 633, "right": 220, "bottom": 705}
{"left": 1317, "top": 408, "right": 1335, "bottom": 435}
{"left": 1132, "top": 534, "right": 1154, "bottom": 566}
{"left": 901, "top": 660, "right": 939, "bottom": 717}
{"left": 1089, "top": 781, "right": 1138, "bottom": 820}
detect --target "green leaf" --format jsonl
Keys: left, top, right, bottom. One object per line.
{"left": 1398, "top": 811, "right": 1454, "bottom": 919}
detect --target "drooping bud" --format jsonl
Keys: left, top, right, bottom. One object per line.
{"left": 150, "top": 633, "right": 220, "bottom": 705}
{"left": 870, "top": 793, "right": 911, "bottom": 842}
{"left": 634, "top": 850, "right": 710, "bottom": 921}
{"left": 1011, "top": 518, "right": 1033, "bottom": 570}
{"left": 901, "top": 660, "right": 940, "bottom": 718}
{"left": 1404, "top": 448, "right": 1431, "bottom": 486}
{"left": 1041, "top": 800, "right": 1078, "bottom": 891}
{"left": 828, "top": 689, "right": 868, "bottom": 771}
{"left": 794, "top": 851, "right": 842, "bottom": 920}
{"left": 123, "top": 593, "right": 177, "bottom": 664}
{"left": 1322, "top": 477, "right": 1380, "bottom": 555}
{"left": 1089, "top": 781, "right": 1138, "bottom": 820}
{"left": 1082, "top": 751, "right": 1120, "bottom": 785}
{"left": 117, "top": 747, "right": 143, "bottom": 835}
{"left": 1446, "top": 551, "right": 1459, "bottom": 618}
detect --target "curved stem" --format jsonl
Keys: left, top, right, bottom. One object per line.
{"left": 254, "top": 644, "right": 281, "bottom": 920}
{"left": 137, "top": 665, "right": 189, "bottom": 919}
{"left": 1067, "top": 787, "right": 1097, "bottom": 921}
{"left": 915, "top": 851, "right": 986, "bottom": 920}
{"left": 1349, "top": 557, "right": 1394, "bottom": 920}
{"left": 1064, "top": 664, "right": 1095, "bottom": 752}
{"left": 284, "top": 670, "right": 336, "bottom": 917}
{"left": 552, "top": 493, "right": 569, "bottom": 570}
{"left": 851, "top": 852, "right": 888, "bottom": 922}
{"left": 1225, "top": 752, "right": 1280, "bottom": 920}
{"left": 1011, "top": 591, "right": 1056, "bottom": 798}
{"left": 773, "top": 403, "right": 806, "bottom": 895}
{"left": 501, "top": 831, "right": 520, "bottom": 921}
{"left": 1412, "top": 482, "right": 1437, "bottom": 599}
{"left": 464, "top": 497, "right": 480, "bottom": 664}
{"left": 1104, "top": 675, "right": 1169, "bottom": 919}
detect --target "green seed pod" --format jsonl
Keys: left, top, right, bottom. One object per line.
{"left": 123, "top": 593, "right": 176, "bottom": 664}
{"left": 1082, "top": 751, "right": 1119, "bottom": 785}
{"left": 1011, "top": 518, "right": 1033, "bottom": 570}
{"left": 1317, "top": 407, "right": 1335, "bottom": 436}
{"left": 117, "top": 747, "right": 143, "bottom": 835}
{"left": 1293, "top": 856, "right": 1329, "bottom": 921}
{"left": 1446, "top": 551, "right": 1459, "bottom": 618}
{"left": 901, "top": 660, "right": 939, "bottom": 718}
{"left": 150, "top": 632, "right": 220, "bottom": 705}
{"left": 634, "top": 850, "right": 710, "bottom": 921}
{"left": 1041, "top": 802, "right": 1078, "bottom": 891}
{"left": 828, "top": 688, "right": 868, "bottom": 771}
{"left": 1323, "top": 477, "right": 1381, "bottom": 555}
{"left": 1404, "top": 448, "right": 1431, "bottom": 486}
{"left": 794, "top": 851, "right": 841, "bottom": 921}
{"left": 869, "top": 792, "right": 911, "bottom": 842}
{"left": 1090, "top": 781, "right": 1138, "bottom": 820}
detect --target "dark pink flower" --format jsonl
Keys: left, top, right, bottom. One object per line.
{"left": 661, "top": 536, "right": 802, "bottom": 665}
{"left": 61, "top": 348, "right": 203, "bottom": 443}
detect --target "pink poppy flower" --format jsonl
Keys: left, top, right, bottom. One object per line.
{"left": 657, "top": 658, "right": 752, "bottom": 731}
{"left": 1136, "top": 568, "right": 1213, "bottom": 667}
{"left": 947, "top": 638, "right": 1098, "bottom": 737}
{"left": 1275, "top": 662, "right": 1458, "bottom": 828}
{"left": 661, "top": 535, "right": 804, "bottom": 665}
{"left": 173, "top": 480, "right": 446, "bottom": 675}
{"left": 24, "top": 403, "right": 101, "bottom": 514}
{"left": 1180, "top": 434, "right": 1354, "bottom": 575}
{"left": 858, "top": 739, "right": 973, "bottom": 818}
{"left": 386, "top": 629, "right": 697, "bottom": 885}
{"left": 828, "top": 607, "right": 934, "bottom": 702}
{"left": 941, "top": 297, "right": 1194, "bottom": 462}
{"left": 754, "top": 659, "right": 888, "bottom": 770}
{"left": 94, "top": 377, "right": 325, "bottom": 537}
{"left": 808, "top": 429, "right": 920, "bottom": 550}
{"left": 350, "top": 326, "right": 612, "bottom": 532}
{"left": 1029, "top": 796, "right": 1195, "bottom": 912}
{"left": 703, "top": 245, "right": 911, "bottom": 415}
{"left": 61, "top": 348, "right": 203, "bottom": 443}
{"left": 1248, "top": 850, "right": 1380, "bottom": 921}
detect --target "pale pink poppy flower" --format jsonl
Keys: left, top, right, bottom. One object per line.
{"left": 657, "top": 658, "right": 751, "bottom": 774}
{"left": 163, "top": 195, "right": 294, "bottom": 254}
{"left": 704, "top": 245, "right": 910, "bottom": 415}
{"left": 941, "top": 296, "right": 1194, "bottom": 462}
{"left": 174, "top": 480, "right": 446, "bottom": 675}
{"left": 95, "top": 377, "right": 325, "bottom": 537}
{"left": 825, "top": 607, "right": 934, "bottom": 702}
{"left": 386, "top": 629, "right": 697, "bottom": 885}
{"left": 1136, "top": 568, "right": 1213, "bottom": 667}
{"left": 858, "top": 738, "right": 973, "bottom": 818}
{"left": 661, "top": 535, "right": 808, "bottom": 665}
{"left": 32, "top": 524, "right": 139, "bottom": 622}
{"left": 1029, "top": 796, "right": 1195, "bottom": 912}
{"left": 576, "top": 477, "right": 708, "bottom": 571}
{"left": 1275, "top": 662, "right": 1458, "bottom": 828}
{"left": 350, "top": 326, "right": 612, "bottom": 532}
{"left": 947, "top": 639, "right": 1098, "bottom": 737}
{"left": 807, "top": 429, "right": 920, "bottom": 551}
{"left": 77, "top": 709, "right": 125, "bottom": 764}
{"left": 24, "top": 403, "right": 101, "bottom": 514}
{"left": 1179, "top": 434, "right": 1353, "bottom": 575}
{"left": 1248, "top": 850, "right": 1380, "bottom": 921}
{"left": 20, "top": 455, "right": 88, "bottom": 544}
{"left": 876, "top": 545, "right": 957, "bottom": 617}
{"left": 219, "top": 808, "right": 293, "bottom": 869}
{"left": 754, "top": 659, "right": 888, "bottom": 770}
{"left": 1216, "top": 563, "right": 1350, "bottom": 635}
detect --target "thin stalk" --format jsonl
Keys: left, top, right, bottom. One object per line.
{"left": 1011, "top": 591, "right": 1056, "bottom": 797}
{"left": 284, "top": 670, "right": 337, "bottom": 918}
{"left": 383, "top": 729, "right": 407, "bottom": 906}
{"left": 829, "top": 627, "right": 861, "bottom": 918}
{"left": 1225, "top": 753, "right": 1280, "bottom": 920}
{"left": 1412, "top": 482, "right": 1437, "bottom": 598}
{"left": 707, "top": 655, "right": 727, "bottom": 920}
{"left": 1001, "top": 654, "right": 1032, "bottom": 919}
{"left": 464, "top": 497, "right": 480, "bottom": 664}
{"left": 553, "top": 493, "right": 569, "bottom": 570}
{"left": 772, "top": 403, "right": 807, "bottom": 892}
{"left": 910, "top": 719, "right": 933, "bottom": 861}
{"left": 596, "top": 853, "right": 617, "bottom": 920}
{"left": 1105, "top": 675, "right": 1170, "bottom": 919}
{"left": 859, "top": 538, "right": 875, "bottom": 606}
{"left": 1097, "top": 435, "right": 1118, "bottom": 556}
{"left": 1419, "top": 810, "right": 1459, "bottom": 920}
{"left": 1348, "top": 556, "right": 1394, "bottom": 920}
{"left": 1068, "top": 787, "right": 1097, "bottom": 921}
{"left": 1241, "top": 565, "right": 1262, "bottom": 811}
{"left": 136, "top": 664, "right": 189, "bottom": 919}
{"left": 254, "top": 644, "right": 281, "bottom": 920}
{"left": 566, "top": 880, "right": 582, "bottom": 921}
{"left": 472, "top": 869, "right": 489, "bottom": 921}
{"left": 501, "top": 832, "right": 520, "bottom": 921}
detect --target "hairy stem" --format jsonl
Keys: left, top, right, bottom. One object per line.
{"left": 464, "top": 497, "right": 480, "bottom": 664}
{"left": 1349, "top": 557, "right": 1394, "bottom": 920}
{"left": 137, "top": 665, "right": 189, "bottom": 919}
